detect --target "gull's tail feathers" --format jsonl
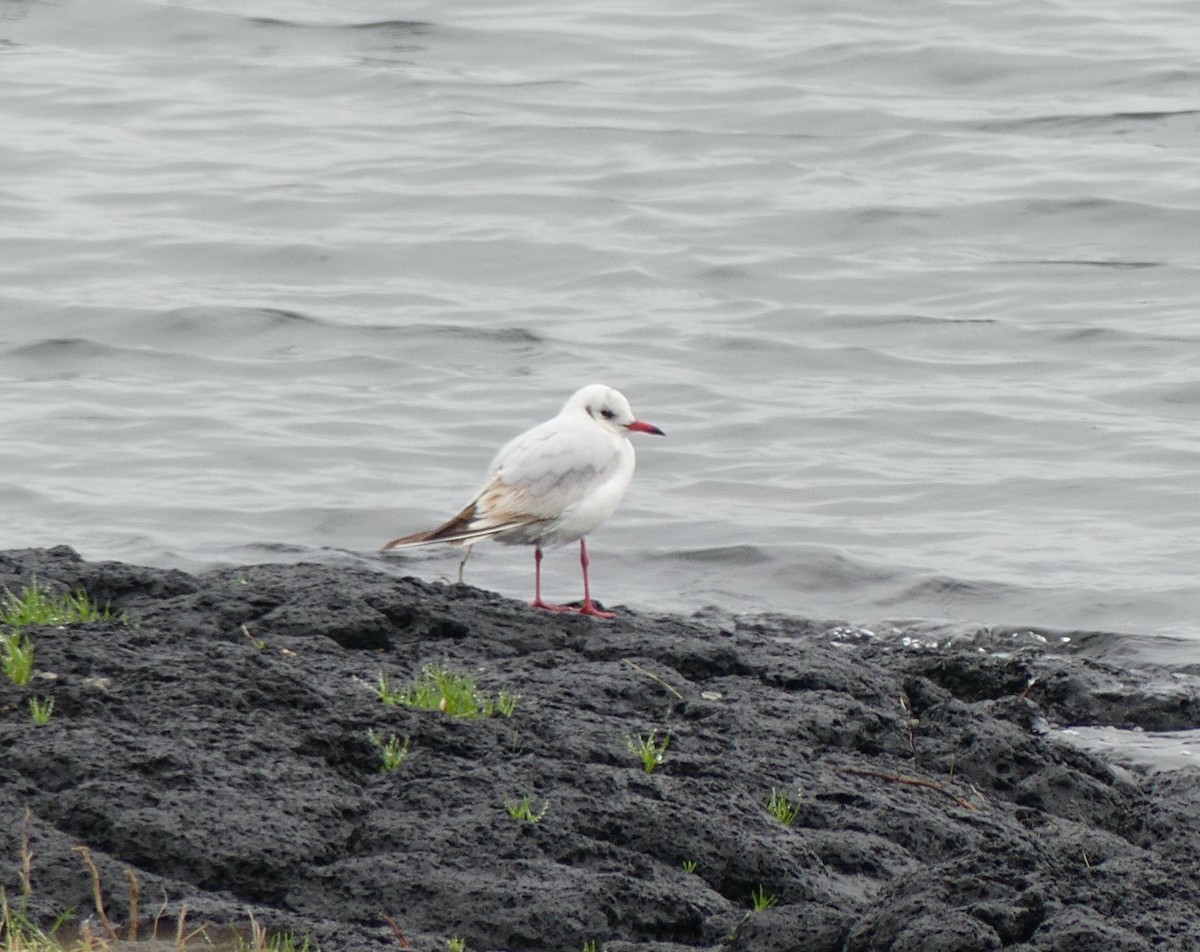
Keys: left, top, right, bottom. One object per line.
{"left": 381, "top": 501, "right": 535, "bottom": 551}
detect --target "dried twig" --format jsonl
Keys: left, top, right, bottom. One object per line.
{"left": 73, "top": 846, "right": 120, "bottom": 940}
{"left": 623, "top": 659, "right": 685, "bottom": 701}
{"left": 152, "top": 888, "right": 170, "bottom": 940}
{"left": 124, "top": 868, "right": 140, "bottom": 941}
{"left": 18, "top": 809, "right": 34, "bottom": 900}
{"left": 246, "top": 910, "right": 267, "bottom": 951}
{"left": 175, "top": 903, "right": 189, "bottom": 948}
{"left": 381, "top": 912, "right": 414, "bottom": 948}
{"left": 838, "top": 767, "right": 982, "bottom": 812}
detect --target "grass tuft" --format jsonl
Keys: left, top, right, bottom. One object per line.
{"left": 28, "top": 697, "right": 54, "bottom": 725}
{"left": 447, "top": 937, "right": 466, "bottom": 952}
{"left": 238, "top": 928, "right": 313, "bottom": 952}
{"left": 3, "top": 823, "right": 316, "bottom": 952}
{"left": 495, "top": 689, "right": 519, "bottom": 717}
{"left": 2, "top": 581, "right": 118, "bottom": 688}
{"left": 366, "top": 730, "right": 409, "bottom": 773}
{"left": 764, "top": 787, "right": 800, "bottom": 827}
{"left": 3, "top": 884, "right": 43, "bottom": 951}
{"left": 378, "top": 664, "right": 517, "bottom": 719}
{"left": 0, "top": 581, "right": 112, "bottom": 629}
{"left": 681, "top": 859, "right": 697, "bottom": 874}
{"left": 750, "top": 884, "right": 777, "bottom": 912}
{"left": 626, "top": 731, "right": 670, "bottom": 774}
{"left": 2, "top": 632, "right": 35, "bottom": 686}
{"left": 503, "top": 795, "right": 548, "bottom": 824}
{"left": 238, "top": 912, "right": 314, "bottom": 952}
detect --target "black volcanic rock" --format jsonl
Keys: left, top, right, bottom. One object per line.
{"left": 1, "top": 547, "right": 1198, "bottom": 951}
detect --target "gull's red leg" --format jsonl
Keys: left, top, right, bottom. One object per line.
{"left": 577, "top": 538, "right": 615, "bottom": 619}
{"left": 530, "top": 545, "right": 572, "bottom": 612}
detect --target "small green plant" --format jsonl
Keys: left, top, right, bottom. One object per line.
{"left": 2, "top": 875, "right": 40, "bottom": 945}
{"left": 582, "top": 941, "right": 600, "bottom": 952}
{"left": 503, "top": 795, "right": 548, "bottom": 824}
{"left": 682, "top": 859, "right": 697, "bottom": 873}
{"left": 1, "top": 893, "right": 65, "bottom": 951}
{"left": 0, "top": 580, "right": 112, "bottom": 628}
{"left": 367, "top": 730, "right": 410, "bottom": 772}
{"left": 28, "top": 696, "right": 54, "bottom": 725}
{"left": 626, "top": 731, "right": 670, "bottom": 773}
{"left": 448, "top": 936, "right": 467, "bottom": 952}
{"left": 765, "top": 787, "right": 800, "bottom": 827}
{"left": 496, "top": 689, "right": 520, "bottom": 717}
{"left": 2, "top": 631, "right": 35, "bottom": 685}
{"left": 271, "top": 935, "right": 312, "bottom": 952}
{"left": 239, "top": 916, "right": 314, "bottom": 952}
{"left": 378, "top": 664, "right": 517, "bottom": 719}
{"left": 244, "top": 932, "right": 313, "bottom": 952}
{"left": 750, "top": 884, "right": 777, "bottom": 912}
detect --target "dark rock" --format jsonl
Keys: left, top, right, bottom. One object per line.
{"left": 1, "top": 547, "right": 1199, "bottom": 951}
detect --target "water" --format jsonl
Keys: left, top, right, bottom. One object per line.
{"left": 1056, "top": 726, "right": 1200, "bottom": 774}
{"left": 3, "top": 0, "right": 1200, "bottom": 655}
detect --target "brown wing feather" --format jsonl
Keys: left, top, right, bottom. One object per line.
{"left": 382, "top": 501, "right": 482, "bottom": 550}
{"left": 381, "top": 474, "right": 554, "bottom": 551}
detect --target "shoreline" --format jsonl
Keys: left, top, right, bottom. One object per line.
{"left": 2, "top": 545, "right": 1198, "bottom": 952}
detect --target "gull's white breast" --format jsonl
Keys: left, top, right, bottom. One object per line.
{"left": 481, "top": 412, "right": 637, "bottom": 547}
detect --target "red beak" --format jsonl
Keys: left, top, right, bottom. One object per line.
{"left": 626, "top": 419, "right": 665, "bottom": 436}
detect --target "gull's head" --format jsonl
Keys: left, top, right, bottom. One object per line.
{"left": 566, "top": 384, "right": 665, "bottom": 438}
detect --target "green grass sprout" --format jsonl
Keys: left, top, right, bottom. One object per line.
{"left": 367, "top": 730, "right": 410, "bottom": 772}
{"left": 2, "top": 632, "right": 35, "bottom": 686}
{"left": 28, "top": 697, "right": 54, "bottom": 725}
{"left": 503, "top": 795, "right": 548, "bottom": 824}
{"left": 496, "top": 688, "right": 520, "bottom": 717}
{"left": 378, "top": 664, "right": 517, "bottom": 719}
{"left": 750, "top": 884, "right": 777, "bottom": 912}
{"left": 626, "top": 731, "right": 670, "bottom": 773}
{"left": 0, "top": 581, "right": 112, "bottom": 628}
{"left": 765, "top": 787, "right": 800, "bottom": 827}
{"left": 239, "top": 912, "right": 314, "bottom": 952}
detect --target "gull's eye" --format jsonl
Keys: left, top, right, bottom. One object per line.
{"left": 600, "top": 408, "right": 616, "bottom": 420}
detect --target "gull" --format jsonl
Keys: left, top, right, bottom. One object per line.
{"left": 382, "top": 384, "right": 663, "bottom": 618}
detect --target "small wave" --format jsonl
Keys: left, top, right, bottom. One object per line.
{"left": 347, "top": 21, "right": 434, "bottom": 34}
{"left": 663, "top": 544, "right": 772, "bottom": 566}
{"left": 421, "top": 324, "right": 544, "bottom": 345}
{"left": 7, "top": 337, "right": 118, "bottom": 359}
{"left": 248, "top": 18, "right": 432, "bottom": 34}
{"left": 835, "top": 312, "right": 998, "bottom": 328}
{"left": 982, "top": 109, "right": 1199, "bottom": 137}
{"left": 883, "top": 574, "right": 1023, "bottom": 607}
{"left": 158, "top": 306, "right": 321, "bottom": 330}
{"left": 1005, "top": 258, "right": 1160, "bottom": 270}
{"left": 1, "top": 337, "right": 186, "bottom": 378}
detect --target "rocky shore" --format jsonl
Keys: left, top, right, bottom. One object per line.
{"left": 2, "top": 546, "right": 1199, "bottom": 952}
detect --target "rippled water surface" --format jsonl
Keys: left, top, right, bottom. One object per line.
{"left": 4, "top": 0, "right": 1200, "bottom": 651}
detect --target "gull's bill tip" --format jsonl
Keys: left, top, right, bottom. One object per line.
{"left": 626, "top": 419, "right": 665, "bottom": 436}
